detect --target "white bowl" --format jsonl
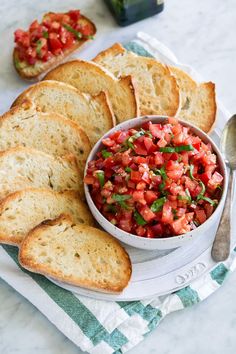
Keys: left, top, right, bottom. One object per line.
{"left": 84, "top": 116, "right": 227, "bottom": 250}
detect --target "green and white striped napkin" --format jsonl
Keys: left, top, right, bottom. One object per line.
{"left": 0, "top": 36, "right": 235, "bottom": 354}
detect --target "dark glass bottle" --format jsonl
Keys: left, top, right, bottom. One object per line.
{"left": 104, "top": 0, "right": 164, "bottom": 26}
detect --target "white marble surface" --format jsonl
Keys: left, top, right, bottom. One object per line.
{"left": 0, "top": 0, "right": 236, "bottom": 353}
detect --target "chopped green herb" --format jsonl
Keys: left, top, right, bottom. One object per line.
{"left": 189, "top": 164, "right": 194, "bottom": 180}
{"left": 42, "top": 31, "right": 49, "bottom": 39}
{"left": 172, "top": 209, "right": 178, "bottom": 220}
{"left": 125, "top": 167, "right": 132, "bottom": 173}
{"left": 101, "top": 149, "right": 112, "bottom": 158}
{"left": 198, "top": 196, "right": 217, "bottom": 206}
{"left": 127, "top": 140, "right": 135, "bottom": 149}
{"left": 140, "top": 128, "right": 153, "bottom": 138}
{"left": 106, "top": 204, "right": 117, "bottom": 214}
{"left": 112, "top": 194, "right": 131, "bottom": 209}
{"left": 154, "top": 166, "right": 167, "bottom": 181}
{"left": 177, "top": 189, "right": 191, "bottom": 203}
{"left": 150, "top": 197, "right": 166, "bottom": 212}
{"left": 62, "top": 24, "right": 82, "bottom": 39}
{"left": 96, "top": 171, "right": 105, "bottom": 187}
{"left": 36, "top": 40, "right": 43, "bottom": 55}
{"left": 134, "top": 210, "right": 147, "bottom": 225}
{"left": 196, "top": 181, "right": 206, "bottom": 201}
{"left": 159, "top": 145, "right": 194, "bottom": 153}
{"left": 14, "top": 58, "right": 22, "bottom": 70}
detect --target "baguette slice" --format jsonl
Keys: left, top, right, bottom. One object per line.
{"left": 0, "top": 147, "right": 84, "bottom": 199}
{"left": 169, "top": 66, "right": 216, "bottom": 132}
{"left": 12, "top": 80, "right": 115, "bottom": 146}
{"left": 0, "top": 100, "right": 91, "bottom": 171}
{"left": 44, "top": 59, "right": 139, "bottom": 123}
{"left": 19, "top": 214, "right": 132, "bottom": 293}
{"left": 13, "top": 14, "right": 96, "bottom": 81}
{"left": 93, "top": 43, "right": 180, "bottom": 117}
{"left": 0, "top": 189, "right": 94, "bottom": 246}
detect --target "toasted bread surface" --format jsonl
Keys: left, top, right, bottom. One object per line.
{"left": 0, "top": 100, "right": 91, "bottom": 171}
{"left": 0, "top": 189, "right": 94, "bottom": 246}
{"left": 44, "top": 59, "right": 139, "bottom": 123}
{"left": 170, "top": 66, "right": 216, "bottom": 132}
{"left": 0, "top": 147, "right": 84, "bottom": 199}
{"left": 12, "top": 80, "right": 115, "bottom": 146}
{"left": 13, "top": 14, "right": 96, "bottom": 81}
{"left": 19, "top": 214, "right": 132, "bottom": 293}
{"left": 93, "top": 43, "right": 180, "bottom": 117}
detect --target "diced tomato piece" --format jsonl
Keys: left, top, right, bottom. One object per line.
{"left": 134, "top": 142, "right": 148, "bottom": 155}
{"left": 49, "top": 33, "right": 63, "bottom": 54}
{"left": 202, "top": 153, "right": 217, "bottom": 165}
{"left": 199, "top": 171, "right": 211, "bottom": 185}
{"left": 169, "top": 183, "right": 183, "bottom": 195}
{"left": 130, "top": 171, "right": 142, "bottom": 183}
{"left": 84, "top": 175, "right": 95, "bottom": 184}
{"left": 136, "top": 181, "right": 146, "bottom": 190}
{"left": 144, "top": 137, "right": 157, "bottom": 153}
{"left": 121, "top": 150, "right": 132, "bottom": 166}
{"left": 149, "top": 123, "right": 163, "bottom": 138}
{"left": 172, "top": 132, "right": 184, "bottom": 145}
{"left": 172, "top": 215, "right": 190, "bottom": 235}
{"left": 136, "top": 225, "right": 146, "bottom": 237}
{"left": 205, "top": 203, "right": 214, "bottom": 218}
{"left": 208, "top": 171, "right": 223, "bottom": 190}
{"left": 169, "top": 152, "right": 179, "bottom": 161}
{"left": 116, "top": 131, "right": 130, "bottom": 144}
{"left": 127, "top": 180, "right": 136, "bottom": 189}
{"left": 102, "top": 138, "right": 115, "bottom": 147}
{"left": 68, "top": 9, "right": 81, "bottom": 21}
{"left": 195, "top": 209, "right": 207, "bottom": 224}
{"left": 133, "top": 156, "right": 146, "bottom": 164}
{"left": 167, "top": 169, "right": 183, "bottom": 181}
{"left": 145, "top": 191, "right": 158, "bottom": 204}
{"left": 157, "top": 138, "right": 167, "bottom": 147}
{"left": 150, "top": 223, "right": 164, "bottom": 237}
{"left": 119, "top": 218, "right": 132, "bottom": 232}
{"left": 133, "top": 191, "right": 146, "bottom": 205}
{"left": 154, "top": 152, "right": 164, "bottom": 165}
{"left": 139, "top": 205, "right": 156, "bottom": 222}
{"left": 146, "top": 227, "right": 155, "bottom": 238}
{"left": 162, "top": 201, "right": 173, "bottom": 224}
{"left": 185, "top": 177, "right": 198, "bottom": 192}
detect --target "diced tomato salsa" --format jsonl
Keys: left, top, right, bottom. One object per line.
{"left": 14, "top": 10, "right": 94, "bottom": 65}
{"left": 84, "top": 119, "right": 224, "bottom": 238}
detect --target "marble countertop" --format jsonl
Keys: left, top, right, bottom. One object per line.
{"left": 0, "top": 0, "right": 236, "bottom": 353}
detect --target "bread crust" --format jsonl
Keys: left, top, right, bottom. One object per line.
{"left": 19, "top": 214, "right": 132, "bottom": 293}
{"left": 13, "top": 14, "right": 96, "bottom": 81}
{"left": 93, "top": 43, "right": 180, "bottom": 117}
{"left": 44, "top": 59, "right": 139, "bottom": 122}
{"left": 0, "top": 189, "right": 94, "bottom": 246}
{"left": 170, "top": 66, "right": 216, "bottom": 132}
{"left": 0, "top": 100, "right": 92, "bottom": 169}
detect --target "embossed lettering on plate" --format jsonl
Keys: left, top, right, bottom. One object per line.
{"left": 175, "top": 263, "right": 206, "bottom": 285}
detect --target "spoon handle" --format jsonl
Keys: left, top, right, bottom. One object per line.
{"left": 211, "top": 169, "right": 232, "bottom": 262}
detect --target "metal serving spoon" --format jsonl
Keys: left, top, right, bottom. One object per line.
{"left": 211, "top": 114, "right": 236, "bottom": 262}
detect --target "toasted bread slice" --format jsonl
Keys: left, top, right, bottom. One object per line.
{"left": 12, "top": 80, "right": 115, "bottom": 146}
{"left": 44, "top": 59, "right": 139, "bottom": 123}
{"left": 0, "top": 189, "right": 94, "bottom": 246}
{"left": 170, "top": 66, "right": 216, "bottom": 132}
{"left": 0, "top": 100, "right": 91, "bottom": 171}
{"left": 0, "top": 147, "right": 84, "bottom": 199}
{"left": 13, "top": 14, "right": 96, "bottom": 81}
{"left": 19, "top": 214, "right": 131, "bottom": 293}
{"left": 93, "top": 43, "right": 180, "bottom": 117}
